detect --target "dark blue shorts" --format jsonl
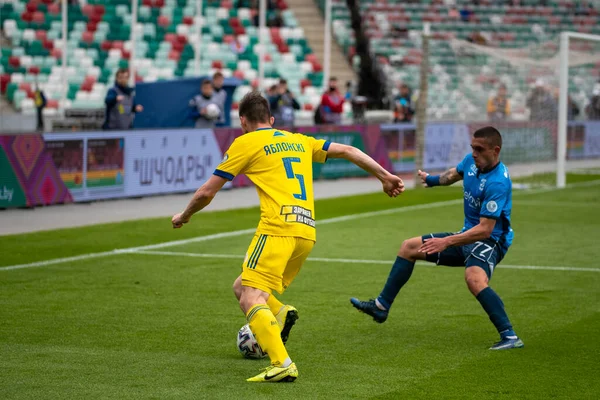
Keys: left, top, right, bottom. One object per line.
{"left": 421, "top": 232, "right": 506, "bottom": 279}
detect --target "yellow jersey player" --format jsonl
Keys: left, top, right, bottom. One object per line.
{"left": 171, "top": 91, "right": 404, "bottom": 382}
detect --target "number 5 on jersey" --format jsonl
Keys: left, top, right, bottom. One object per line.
{"left": 282, "top": 157, "right": 307, "bottom": 201}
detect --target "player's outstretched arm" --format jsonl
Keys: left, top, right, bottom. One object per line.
{"left": 172, "top": 175, "right": 228, "bottom": 228}
{"left": 326, "top": 143, "right": 404, "bottom": 197}
{"left": 418, "top": 167, "right": 462, "bottom": 188}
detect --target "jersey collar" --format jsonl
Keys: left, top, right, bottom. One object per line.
{"left": 255, "top": 127, "right": 272, "bottom": 131}
{"left": 477, "top": 161, "right": 501, "bottom": 177}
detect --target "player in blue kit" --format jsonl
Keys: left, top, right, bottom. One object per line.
{"left": 351, "top": 126, "right": 524, "bottom": 350}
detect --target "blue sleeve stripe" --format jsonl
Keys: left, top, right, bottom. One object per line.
{"left": 322, "top": 140, "right": 331, "bottom": 151}
{"left": 213, "top": 169, "right": 235, "bottom": 181}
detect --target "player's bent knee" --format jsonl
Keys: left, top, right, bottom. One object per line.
{"left": 232, "top": 276, "right": 243, "bottom": 300}
{"left": 239, "top": 285, "right": 269, "bottom": 314}
{"left": 399, "top": 237, "right": 422, "bottom": 258}
{"left": 465, "top": 267, "right": 489, "bottom": 295}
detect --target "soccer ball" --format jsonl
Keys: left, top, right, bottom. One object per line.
{"left": 205, "top": 103, "right": 221, "bottom": 120}
{"left": 237, "top": 324, "right": 267, "bottom": 359}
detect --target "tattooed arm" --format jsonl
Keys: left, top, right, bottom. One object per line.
{"left": 417, "top": 168, "right": 463, "bottom": 188}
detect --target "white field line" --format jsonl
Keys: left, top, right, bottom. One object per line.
{"left": 130, "top": 250, "right": 600, "bottom": 273}
{"left": 0, "top": 200, "right": 460, "bottom": 271}
{"left": 2, "top": 179, "right": 599, "bottom": 272}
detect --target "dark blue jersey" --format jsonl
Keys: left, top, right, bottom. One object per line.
{"left": 456, "top": 154, "right": 514, "bottom": 252}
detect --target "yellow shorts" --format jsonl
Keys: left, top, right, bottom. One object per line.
{"left": 241, "top": 234, "right": 315, "bottom": 295}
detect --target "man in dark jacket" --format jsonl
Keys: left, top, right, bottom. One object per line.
{"left": 269, "top": 79, "right": 300, "bottom": 127}
{"left": 103, "top": 69, "right": 143, "bottom": 130}
{"left": 212, "top": 72, "right": 227, "bottom": 125}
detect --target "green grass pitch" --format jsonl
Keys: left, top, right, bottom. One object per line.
{"left": 1, "top": 176, "right": 600, "bottom": 399}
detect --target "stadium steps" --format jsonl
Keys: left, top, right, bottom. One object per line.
{"left": 287, "top": 0, "right": 355, "bottom": 86}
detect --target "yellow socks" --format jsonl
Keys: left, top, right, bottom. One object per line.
{"left": 266, "top": 295, "right": 285, "bottom": 316}
{"left": 246, "top": 304, "right": 290, "bottom": 367}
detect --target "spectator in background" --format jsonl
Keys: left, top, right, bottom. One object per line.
{"left": 230, "top": 37, "right": 246, "bottom": 55}
{"left": 460, "top": 7, "right": 473, "bottom": 22}
{"left": 487, "top": 84, "right": 511, "bottom": 121}
{"left": 33, "top": 83, "right": 47, "bottom": 131}
{"left": 526, "top": 79, "right": 558, "bottom": 122}
{"left": 268, "top": 10, "right": 284, "bottom": 28}
{"left": 212, "top": 72, "right": 227, "bottom": 125}
{"left": 344, "top": 81, "right": 354, "bottom": 101}
{"left": 448, "top": 7, "right": 460, "bottom": 20}
{"left": 189, "top": 79, "right": 220, "bottom": 128}
{"left": 393, "top": 83, "right": 414, "bottom": 122}
{"left": 103, "top": 68, "right": 143, "bottom": 130}
{"left": 269, "top": 79, "right": 300, "bottom": 127}
{"left": 320, "top": 77, "right": 345, "bottom": 124}
{"left": 586, "top": 83, "right": 600, "bottom": 120}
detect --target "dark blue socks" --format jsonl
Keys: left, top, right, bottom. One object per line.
{"left": 476, "top": 287, "right": 514, "bottom": 337}
{"left": 377, "top": 256, "right": 415, "bottom": 310}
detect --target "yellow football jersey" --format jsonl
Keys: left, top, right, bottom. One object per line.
{"left": 214, "top": 128, "right": 330, "bottom": 241}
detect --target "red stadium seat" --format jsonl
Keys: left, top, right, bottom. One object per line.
{"left": 82, "top": 4, "right": 95, "bottom": 17}
{"left": 19, "top": 82, "right": 32, "bottom": 94}
{"left": 87, "top": 21, "right": 98, "bottom": 32}
{"left": 0, "top": 74, "right": 10, "bottom": 94}
{"left": 158, "top": 16, "right": 170, "bottom": 28}
{"left": 26, "top": 3, "right": 37, "bottom": 13}
{"left": 82, "top": 31, "right": 94, "bottom": 44}
{"left": 172, "top": 41, "right": 184, "bottom": 52}
{"left": 9, "top": 56, "right": 20, "bottom": 68}
{"left": 231, "top": 102, "right": 239, "bottom": 110}
{"left": 212, "top": 60, "right": 223, "bottom": 69}
{"left": 300, "top": 79, "right": 311, "bottom": 90}
{"left": 164, "top": 33, "right": 177, "bottom": 43}
{"left": 168, "top": 50, "right": 181, "bottom": 61}
{"left": 47, "top": 3, "right": 59, "bottom": 14}
{"left": 233, "top": 70, "right": 245, "bottom": 80}
{"left": 35, "top": 30, "right": 47, "bottom": 41}
{"left": 43, "top": 39, "right": 54, "bottom": 50}
{"left": 28, "top": 66, "right": 40, "bottom": 75}
{"left": 47, "top": 99, "right": 59, "bottom": 109}
{"left": 32, "top": 12, "right": 45, "bottom": 24}
{"left": 101, "top": 41, "right": 112, "bottom": 51}
{"left": 21, "top": 12, "right": 33, "bottom": 22}
{"left": 183, "top": 16, "right": 194, "bottom": 25}
{"left": 303, "top": 103, "right": 313, "bottom": 111}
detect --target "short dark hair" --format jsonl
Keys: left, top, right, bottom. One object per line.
{"left": 201, "top": 79, "right": 212, "bottom": 86}
{"left": 474, "top": 126, "right": 502, "bottom": 148}
{"left": 329, "top": 76, "right": 337, "bottom": 81}
{"left": 115, "top": 68, "right": 129, "bottom": 79}
{"left": 279, "top": 78, "right": 287, "bottom": 84}
{"left": 239, "top": 90, "right": 271, "bottom": 123}
{"left": 213, "top": 71, "right": 224, "bottom": 80}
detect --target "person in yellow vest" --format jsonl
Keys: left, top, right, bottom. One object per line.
{"left": 487, "top": 84, "right": 511, "bottom": 121}
{"left": 34, "top": 84, "right": 47, "bottom": 131}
